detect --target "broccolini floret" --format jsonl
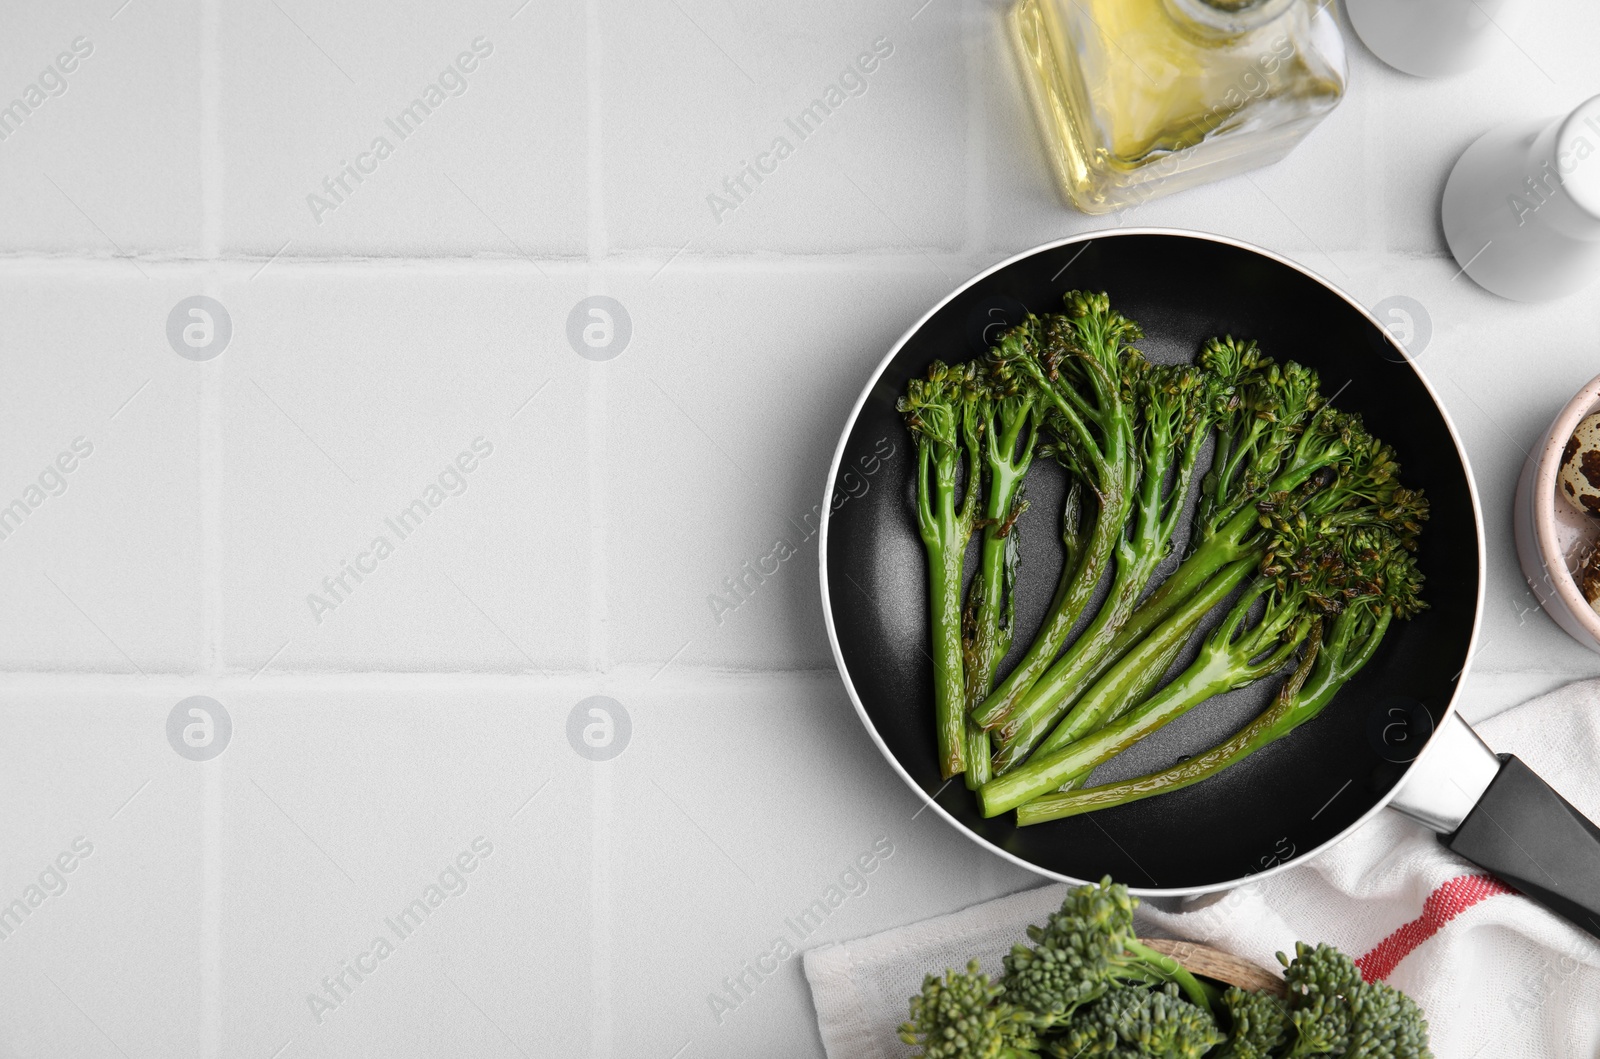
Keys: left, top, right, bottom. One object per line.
{"left": 1214, "top": 985, "right": 1292, "bottom": 1059}
{"left": 1344, "top": 978, "right": 1432, "bottom": 1059}
{"left": 1048, "top": 984, "right": 1224, "bottom": 1059}
{"left": 1279, "top": 941, "right": 1366, "bottom": 1056}
{"left": 898, "top": 882, "right": 1432, "bottom": 1059}
{"left": 1277, "top": 942, "right": 1432, "bottom": 1059}
{"left": 899, "top": 960, "right": 1041, "bottom": 1059}
{"left": 1002, "top": 879, "right": 1215, "bottom": 1022}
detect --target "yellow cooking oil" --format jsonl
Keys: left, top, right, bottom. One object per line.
{"left": 1011, "top": 0, "right": 1346, "bottom": 214}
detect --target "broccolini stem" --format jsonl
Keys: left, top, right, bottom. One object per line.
{"left": 963, "top": 440, "right": 1033, "bottom": 729}
{"left": 1040, "top": 629, "right": 1191, "bottom": 792}
{"left": 985, "top": 544, "right": 1147, "bottom": 770}
{"left": 987, "top": 402, "right": 1207, "bottom": 766}
{"left": 1123, "top": 937, "right": 1219, "bottom": 1013}
{"left": 964, "top": 721, "right": 993, "bottom": 789}
{"left": 1030, "top": 557, "right": 1258, "bottom": 763}
{"left": 969, "top": 463, "right": 1135, "bottom": 737}
{"left": 988, "top": 504, "right": 1265, "bottom": 760}
{"left": 1015, "top": 589, "right": 1391, "bottom": 825}
{"left": 926, "top": 500, "right": 969, "bottom": 781}
{"left": 1057, "top": 412, "right": 1348, "bottom": 704}
{"left": 971, "top": 294, "right": 1143, "bottom": 735}
{"left": 1016, "top": 628, "right": 1327, "bottom": 825}
{"left": 977, "top": 559, "right": 1267, "bottom": 817}
{"left": 1103, "top": 502, "right": 1265, "bottom": 654}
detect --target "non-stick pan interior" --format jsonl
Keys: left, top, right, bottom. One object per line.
{"left": 825, "top": 232, "right": 1480, "bottom": 891}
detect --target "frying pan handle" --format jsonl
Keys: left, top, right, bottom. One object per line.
{"left": 1444, "top": 755, "right": 1600, "bottom": 940}
{"left": 1391, "top": 712, "right": 1600, "bottom": 940}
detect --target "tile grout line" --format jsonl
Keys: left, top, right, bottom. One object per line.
{"left": 0, "top": 666, "right": 845, "bottom": 687}
{"left": 0, "top": 249, "right": 1464, "bottom": 277}
{"left": 199, "top": 0, "right": 225, "bottom": 1056}
{"left": 585, "top": 1, "right": 613, "bottom": 1056}
{"left": 0, "top": 253, "right": 994, "bottom": 276}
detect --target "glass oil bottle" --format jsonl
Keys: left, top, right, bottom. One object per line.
{"left": 1011, "top": 0, "right": 1347, "bottom": 214}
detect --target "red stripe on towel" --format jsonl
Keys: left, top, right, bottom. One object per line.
{"left": 1354, "top": 874, "right": 1517, "bottom": 982}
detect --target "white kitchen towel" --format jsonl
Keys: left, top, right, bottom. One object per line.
{"left": 803, "top": 679, "right": 1600, "bottom": 1059}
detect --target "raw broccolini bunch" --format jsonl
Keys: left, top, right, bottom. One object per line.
{"left": 899, "top": 881, "right": 1431, "bottom": 1059}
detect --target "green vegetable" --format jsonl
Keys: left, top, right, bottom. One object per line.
{"left": 968, "top": 293, "right": 1143, "bottom": 740}
{"left": 1213, "top": 985, "right": 1292, "bottom": 1059}
{"left": 899, "top": 360, "right": 986, "bottom": 779}
{"left": 978, "top": 512, "right": 1343, "bottom": 818}
{"left": 899, "top": 960, "right": 1043, "bottom": 1059}
{"left": 1002, "top": 878, "right": 1215, "bottom": 1022}
{"left": 896, "top": 880, "right": 1432, "bottom": 1059}
{"left": 1277, "top": 942, "right": 1431, "bottom": 1059}
{"left": 1000, "top": 343, "right": 1356, "bottom": 760}
{"left": 1022, "top": 417, "right": 1426, "bottom": 777}
{"left": 983, "top": 361, "right": 1214, "bottom": 771}
{"left": 1016, "top": 528, "right": 1424, "bottom": 825}
{"left": 1048, "top": 984, "right": 1225, "bottom": 1059}
{"left": 960, "top": 340, "right": 1044, "bottom": 789}
{"left": 895, "top": 293, "right": 1427, "bottom": 817}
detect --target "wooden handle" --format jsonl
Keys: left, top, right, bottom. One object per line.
{"left": 1139, "top": 937, "right": 1287, "bottom": 999}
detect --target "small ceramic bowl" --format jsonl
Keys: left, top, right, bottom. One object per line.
{"left": 1513, "top": 371, "right": 1600, "bottom": 653}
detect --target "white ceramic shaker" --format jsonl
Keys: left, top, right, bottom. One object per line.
{"left": 1344, "top": 0, "right": 1536, "bottom": 77}
{"left": 1442, "top": 95, "right": 1600, "bottom": 302}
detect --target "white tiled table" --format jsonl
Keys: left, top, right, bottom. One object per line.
{"left": 1, "top": 2, "right": 1597, "bottom": 1057}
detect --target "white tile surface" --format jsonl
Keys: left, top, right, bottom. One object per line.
{"left": 213, "top": 268, "right": 592, "bottom": 674}
{"left": 0, "top": 272, "right": 205, "bottom": 673}
{"left": 0, "top": 691, "right": 205, "bottom": 1059}
{"left": 601, "top": 1, "right": 971, "bottom": 255}
{"left": 0, "top": 3, "right": 205, "bottom": 255}
{"left": 217, "top": 0, "right": 589, "bottom": 259}
{"left": 7, "top": 0, "right": 1600, "bottom": 1055}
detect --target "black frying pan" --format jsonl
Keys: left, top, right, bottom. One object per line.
{"left": 820, "top": 229, "right": 1600, "bottom": 938}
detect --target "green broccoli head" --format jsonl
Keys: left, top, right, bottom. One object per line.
{"left": 985, "top": 320, "right": 1044, "bottom": 399}
{"left": 1048, "top": 983, "right": 1224, "bottom": 1059}
{"left": 1267, "top": 361, "right": 1325, "bottom": 435}
{"left": 1000, "top": 879, "right": 1138, "bottom": 1023}
{"left": 1292, "top": 420, "right": 1428, "bottom": 546}
{"left": 1280, "top": 941, "right": 1433, "bottom": 1059}
{"left": 1277, "top": 941, "right": 1367, "bottom": 1057}
{"left": 1197, "top": 335, "right": 1271, "bottom": 390}
{"left": 1042, "top": 293, "right": 1144, "bottom": 411}
{"left": 1062, "top": 290, "right": 1143, "bottom": 353}
{"left": 898, "top": 360, "right": 968, "bottom": 451}
{"left": 1344, "top": 978, "right": 1432, "bottom": 1059}
{"left": 899, "top": 960, "right": 1041, "bottom": 1059}
{"left": 1195, "top": 341, "right": 1333, "bottom": 538}
{"left": 1138, "top": 363, "right": 1211, "bottom": 450}
{"left": 1213, "top": 985, "right": 1292, "bottom": 1059}
{"left": 1336, "top": 528, "right": 1427, "bottom": 621}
